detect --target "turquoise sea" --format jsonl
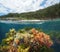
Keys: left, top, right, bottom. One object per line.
{"left": 0, "top": 20, "right": 60, "bottom": 52}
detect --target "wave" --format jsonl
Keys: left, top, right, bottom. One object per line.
{"left": 0, "top": 20, "right": 47, "bottom": 24}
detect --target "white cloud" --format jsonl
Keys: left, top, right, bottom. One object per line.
{"left": 0, "top": 0, "right": 60, "bottom": 15}
{"left": 0, "top": 4, "right": 8, "bottom": 14}
{"left": 43, "top": 0, "right": 60, "bottom": 8}
{"left": 0, "top": 3, "right": 14, "bottom": 15}
{"left": 0, "top": 0, "right": 44, "bottom": 13}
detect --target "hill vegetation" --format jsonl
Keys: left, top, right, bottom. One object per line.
{"left": 0, "top": 3, "right": 60, "bottom": 20}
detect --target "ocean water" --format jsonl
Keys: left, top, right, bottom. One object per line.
{"left": 0, "top": 20, "right": 60, "bottom": 52}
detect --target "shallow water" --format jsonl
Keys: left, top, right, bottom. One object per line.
{"left": 0, "top": 20, "right": 60, "bottom": 52}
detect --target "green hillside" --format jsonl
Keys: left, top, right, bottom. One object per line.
{"left": 0, "top": 3, "right": 60, "bottom": 20}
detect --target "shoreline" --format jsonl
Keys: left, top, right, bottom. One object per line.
{"left": 0, "top": 20, "right": 46, "bottom": 24}
{"left": 0, "top": 18, "right": 60, "bottom": 24}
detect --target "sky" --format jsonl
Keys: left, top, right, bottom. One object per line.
{"left": 0, "top": 0, "right": 60, "bottom": 16}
